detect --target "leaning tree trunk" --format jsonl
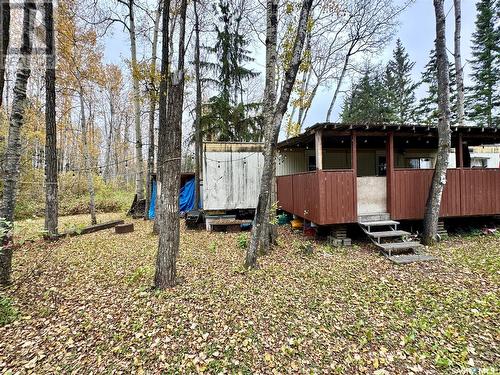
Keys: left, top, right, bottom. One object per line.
{"left": 129, "top": 0, "right": 144, "bottom": 201}
{"left": 79, "top": 89, "right": 97, "bottom": 225}
{"left": 246, "top": 0, "right": 313, "bottom": 269}
{"left": 453, "top": 0, "right": 464, "bottom": 126}
{"left": 422, "top": 0, "right": 451, "bottom": 245}
{"left": 44, "top": 0, "right": 58, "bottom": 238}
{"left": 0, "top": 0, "right": 10, "bottom": 107}
{"left": 0, "top": 1, "right": 35, "bottom": 286}
{"left": 193, "top": 0, "right": 202, "bottom": 209}
{"left": 145, "top": 5, "right": 161, "bottom": 219}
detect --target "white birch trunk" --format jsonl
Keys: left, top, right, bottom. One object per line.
{"left": 79, "top": 89, "right": 97, "bottom": 225}
{"left": 0, "top": 1, "right": 35, "bottom": 285}
{"left": 423, "top": 0, "right": 451, "bottom": 245}
{"left": 246, "top": 0, "right": 313, "bottom": 268}
{"left": 145, "top": 5, "right": 161, "bottom": 219}
{"left": 129, "top": 0, "right": 144, "bottom": 201}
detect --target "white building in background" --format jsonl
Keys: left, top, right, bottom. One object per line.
{"left": 449, "top": 145, "right": 500, "bottom": 168}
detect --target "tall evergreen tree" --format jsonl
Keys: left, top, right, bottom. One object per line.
{"left": 416, "top": 48, "right": 457, "bottom": 125}
{"left": 341, "top": 69, "right": 391, "bottom": 123}
{"left": 467, "top": 0, "right": 499, "bottom": 127}
{"left": 201, "top": 0, "right": 261, "bottom": 141}
{"left": 385, "top": 39, "right": 419, "bottom": 123}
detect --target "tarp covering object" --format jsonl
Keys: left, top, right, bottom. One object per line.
{"left": 148, "top": 177, "right": 199, "bottom": 219}
{"left": 179, "top": 178, "right": 196, "bottom": 213}
{"left": 148, "top": 178, "right": 157, "bottom": 220}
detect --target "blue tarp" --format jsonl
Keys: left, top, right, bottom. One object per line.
{"left": 148, "top": 178, "right": 157, "bottom": 219}
{"left": 179, "top": 178, "right": 196, "bottom": 212}
{"left": 148, "top": 177, "right": 199, "bottom": 219}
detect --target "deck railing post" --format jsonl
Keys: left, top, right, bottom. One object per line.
{"left": 315, "top": 129, "right": 323, "bottom": 170}
{"left": 351, "top": 131, "right": 357, "bottom": 218}
{"left": 387, "top": 131, "right": 394, "bottom": 216}
{"left": 456, "top": 132, "right": 463, "bottom": 168}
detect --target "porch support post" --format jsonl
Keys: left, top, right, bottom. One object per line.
{"left": 351, "top": 131, "right": 358, "bottom": 219}
{"left": 351, "top": 131, "right": 357, "bottom": 175}
{"left": 456, "top": 132, "right": 463, "bottom": 168}
{"left": 315, "top": 129, "right": 323, "bottom": 170}
{"left": 387, "top": 132, "right": 394, "bottom": 216}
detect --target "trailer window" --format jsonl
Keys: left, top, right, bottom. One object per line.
{"left": 406, "top": 158, "right": 433, "bottom": 169}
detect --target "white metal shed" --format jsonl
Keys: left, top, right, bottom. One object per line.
{"left": 202, "top": 142, "right": 264, "bottom": 211}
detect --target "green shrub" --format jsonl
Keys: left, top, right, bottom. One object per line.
{"left": 0, "top": 296, "right": 18, "bottom": 326}
{"left": 236, "top": 233, "right": 248, "bottom": 249}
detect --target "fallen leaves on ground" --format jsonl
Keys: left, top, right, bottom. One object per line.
{"left": 1, "top": 217, "right": 499, "bottom": 374}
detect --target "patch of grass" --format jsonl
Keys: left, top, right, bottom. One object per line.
{"left": 208, "top": 240, "right": 217, "bottom": 253}
{"left": 0, "top": 296, "right": 18, "bottom": 326}
{"left": 236, "top": 233, "right": 248, "bottom": 249}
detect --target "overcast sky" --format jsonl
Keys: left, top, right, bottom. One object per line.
{"left": 103, "top": 0, "right": 480, "bottom": 131}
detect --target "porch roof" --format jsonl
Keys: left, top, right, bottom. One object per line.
{"left": 277, "top": 122, "right": 500, "bottom": 149}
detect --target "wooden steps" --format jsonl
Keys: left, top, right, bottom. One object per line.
{"left": 368, "top": 230, "right": 410, "bottom": 239}
{"left": 378, "top": 241, "right": 422, "bottom": 252}
{"left": 359, "top": 220, "right": 400, "bottom": 228}
{"left": 358, "top": 213, "right": 425, "bottom": 259}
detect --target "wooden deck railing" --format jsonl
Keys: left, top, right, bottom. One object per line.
{"left": 391, "top": 168, "right": 500, "bottom": 220}
{"left": 276, "top": 170, "right": 356, "bottom": 225}
{"left": 278, "top": 168, "right": 500, "bottom": 224}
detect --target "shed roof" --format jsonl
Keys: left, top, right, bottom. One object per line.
{"left": 278, "top": 122, "right": 500, "bottom": 149}
{"left": 203, "top": 141, "right": 264, "bottom": 153}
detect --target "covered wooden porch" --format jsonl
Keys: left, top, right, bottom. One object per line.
{"left": 276, "top": 123, "right": 500, "bottom": 225}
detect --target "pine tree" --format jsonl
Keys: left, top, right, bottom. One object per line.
{"left": 385, "top": 39, "right": 419, "bottom": 123}
{"left": 341, "top": 69, "right": 391, "bottom": 123}
{"left": 467, "top": 0, "right": 499, "bottom": 127}
{"left": 201, "top": 0, "right": 261, "bottom": 141}
{"left": 416, "top": 48, "right": 457, "bottom": 125}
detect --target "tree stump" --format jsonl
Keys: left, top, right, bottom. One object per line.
{"left": 115, "top": 223, "right": 134, "bottom": 234}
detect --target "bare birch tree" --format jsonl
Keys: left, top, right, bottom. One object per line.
{"left": 44, "top": 0, "right": 58, "bottom": 237}
{"left": 453, "top": 0, "right": 464, "bottom": 126}
{"left": 0, "top": 1, "right": 36, "bottom": 285}
{"left": 193, "top": 0, "right": 202, "bottom": 208}
{"left": 245, "top": 0, "right": 313, "bottom": 269}
{"left": 127, "top": 0, "right": 145, "bottom": 201}
{"left": 422, "top": 0, "right": 451, "bottom": 245}
{"left": 0, "top": 0, "right": 10, "bottom": 107}
{"left": 155, "top": 0, "right": 189, "bottom": 289}
{"left": 145, "top": 2, "right": 162, "bottom": 218}
{"left": 324, "top": 0, "right": 404, "bottom": 122}
{"left": 79, "top": 88, "right": 97, "bottom": 225}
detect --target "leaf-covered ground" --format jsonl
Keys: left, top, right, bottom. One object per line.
{"left": 1, "top": 216, "right": 499, "bottom": 374}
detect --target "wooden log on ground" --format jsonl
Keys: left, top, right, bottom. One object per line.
{"left": 57, "top": 220, "right": 124, "bottom": 238}
{"left": 115, "top": 223, "right": 134, "bottom": 234}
